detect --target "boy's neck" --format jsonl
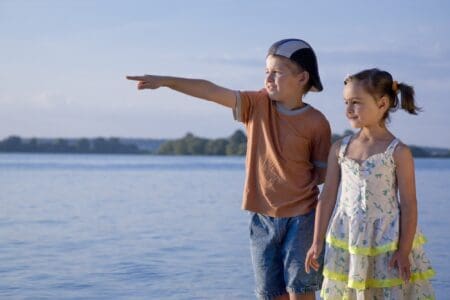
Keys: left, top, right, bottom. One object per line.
{"left": 278, "top": 97, "right": 305, "bottom": 110}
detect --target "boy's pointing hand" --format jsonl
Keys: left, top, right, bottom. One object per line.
{"left": 126, "top": 75, "right": 165, "bottom": 90}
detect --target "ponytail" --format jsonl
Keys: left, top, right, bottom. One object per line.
{"left": 397, "top": 82, "right": 421, "bottom": 115}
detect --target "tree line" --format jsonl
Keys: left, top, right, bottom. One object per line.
{"left": 0, "top": 136, "right": 145, "bottom": 154}
{"left": 0, "top": 130, "right": 448, "bottom": 157}
{"left": 157, "top": 130, "right": 246, "bottom": 156}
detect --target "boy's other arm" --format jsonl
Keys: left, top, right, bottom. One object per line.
{"left": 126, "top": 75, "right": 236, "bottom": 108}
{"left": 315, "top": 167, "right": 327, "bottom": 185}
{"left": 313, "top": 119, "right": 332, "bottom": 185}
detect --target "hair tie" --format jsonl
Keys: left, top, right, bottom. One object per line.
{"left": 392, "top": 80, "right": 399, "bottom": 93}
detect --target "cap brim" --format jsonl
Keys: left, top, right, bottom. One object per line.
{"left": 310, "top": 80, "right": 323, "bottom": 92}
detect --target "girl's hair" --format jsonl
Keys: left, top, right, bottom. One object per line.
{"left": 344, "top": 68, "right": 421, "bottom": 121}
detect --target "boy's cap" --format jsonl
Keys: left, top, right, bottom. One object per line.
{"left": 268, "top": 39, "right": 323, "bottom": 92}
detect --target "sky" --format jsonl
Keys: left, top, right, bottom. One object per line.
{"left": 1, "top": 0, "right": 449, "bottom": 147}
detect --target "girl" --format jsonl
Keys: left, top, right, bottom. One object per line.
{"left": 305, "top": 68, "right": 435, "bottom": 299}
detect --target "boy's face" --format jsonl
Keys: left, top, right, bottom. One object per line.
{"left": 265, "top": 55, "right": 307, "bottom": 103}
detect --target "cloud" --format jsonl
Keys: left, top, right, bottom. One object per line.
{"left": 31, "top": 91, "right": 73, "bottom": 108}
{"left": 417, "top": 77, "right": 450, "bottom": 93}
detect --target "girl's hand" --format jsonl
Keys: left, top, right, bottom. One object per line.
{"left": 126, "top": 75, "right": 166, "bottom": 90}
{"left": 389, "top": 250, "right": 411, "bottom": 281}
{"left": 305, "top": 242, "right": 323, "bottom": 273}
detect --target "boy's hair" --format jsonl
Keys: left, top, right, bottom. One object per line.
{"left": 267, "top": 39, "right": 323, "bottom": 92}
{"left": 344, "top": 68, "right": 421, "bottom": 121}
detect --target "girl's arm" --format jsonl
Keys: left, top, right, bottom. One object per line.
{"left": 389, "top": 144, "right": 418, "bottom": 281}
{"left": 305, "top": 140, "right": 341, "bottom": 273}
{"left": 126, "top": 75, "right": 236, "bottom": 108}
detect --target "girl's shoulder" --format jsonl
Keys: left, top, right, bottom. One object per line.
{"left": 333, "top": 135, "right": 353, "bottom": 147}
{"left": 387, "top": 136, "right": 406, "bottom": 153}
{"left": 333, "top": 135, "right": 352, "bottom": 159}
{"left": 331, "top": 138, "right": 342, "bottom": 154}
{"left": 392, "top": 141, "right": 414, "bottom": 165}
{"left": 337, "top": 135, "right": 353, "bottom": 147}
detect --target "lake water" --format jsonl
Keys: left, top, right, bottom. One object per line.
{"left": 0, "top": 154, "right": 449, "bottom": 299}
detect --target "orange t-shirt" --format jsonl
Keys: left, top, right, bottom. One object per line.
{"left": 233, "top": 89, "right": 331, "bottom": 217}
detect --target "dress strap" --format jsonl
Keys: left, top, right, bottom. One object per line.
{"left": 338, "top": 135, "right": 352, "bottom": 160}
{"left": 385, "top": 138, "right": 400, "bottom": 156}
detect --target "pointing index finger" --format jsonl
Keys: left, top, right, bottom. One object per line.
{"left": 126, "top": 76, "right": 145, "bottom": 81}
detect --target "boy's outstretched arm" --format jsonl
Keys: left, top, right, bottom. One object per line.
{"left": 126, "top": 75, "right": 236, "bottom": 108}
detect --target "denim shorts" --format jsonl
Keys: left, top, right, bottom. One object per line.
{"left": 249, "top": 210, "right": 324, "bottom": 300}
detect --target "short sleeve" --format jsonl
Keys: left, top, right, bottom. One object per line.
{"left": 232, "top": 90, "right": 264, "bottom": 124}
{"left": 232, "top": 91, "right": 243, "bottom": 122}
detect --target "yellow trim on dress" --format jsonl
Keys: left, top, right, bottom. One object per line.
{"left": 320, "top": 287, "right": 435, "bottom": 300}
{"left": 323, "top": 268, "right": 436, "bottom": 290}
{"left": 325, "top": 234, "right": 427, "bottom": 256}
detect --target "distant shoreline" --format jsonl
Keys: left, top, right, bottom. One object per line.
{"left": 2, "top": 152, "right": 450, "bottom": 160}
{"left": 1, "top": 131, "right": 449, "bottom": 158}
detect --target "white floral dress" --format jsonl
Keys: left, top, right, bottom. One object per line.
{"left": 321, "top": 135, "right": 435, "bottom": 300}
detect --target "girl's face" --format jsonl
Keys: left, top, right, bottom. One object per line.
{"left": 343, "top": 81, "right": 387, "bottom": 128}
{"left": 265, "top": 55, "right": 305, "bottom": 103}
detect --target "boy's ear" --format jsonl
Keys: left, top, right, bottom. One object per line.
{"left": 299, "top": 71, "right": 309, "bottom": 85}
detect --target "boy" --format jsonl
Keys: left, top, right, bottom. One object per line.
{"left": 127, "top": 38, "right": 331, "bottom": 300}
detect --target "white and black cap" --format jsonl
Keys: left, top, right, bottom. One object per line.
{"left": 267, "top": 39, "right": 323, "bottom": 92}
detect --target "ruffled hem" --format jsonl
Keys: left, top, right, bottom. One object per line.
{"left": 321, "top": 270, "right": 436, "bottom": 299}
{"left": 323, "top": 268, "right": 435, "bottom": 289}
